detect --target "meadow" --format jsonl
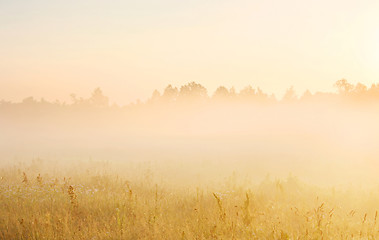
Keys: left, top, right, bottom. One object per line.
{"left": 1, "top": 159, "right": 379, "bottom": 240}
{"left": 2, "top": 82, "right": 379, "bottom": 239}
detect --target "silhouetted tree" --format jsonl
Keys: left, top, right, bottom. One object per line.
{"left": 70, "top": 93, "right": 78, "bottom": 104}
{"left": 89, "top": 88, "right": 109, "bottom": 107}
{"left": 353, "top": 83, "right": 367, "bottom": 94}
{"left": 334, "top": 79, "right": 353, "bottom": 94}
{"left": 368, "top": 84, "right": 379, "bottom": 99}
{"left": 178, "top": 82, "right": 208, "bottom": 101}
{"left": 239, "top": 86, "right": 256, "bottom": 100}
{"left": 283, "top": 86, "right": 297, "bottom": 102}
{"left": 22, "top": 97, "right": 35, "bottom": 104}
{"left": 229, "top": 87, "right": 237, "bottom": 99}
{"left": 148, "top": 89, "right": 161, "bottom": 104}
{"left": 213, "top": 86, "right": 230, "bottom": 100}
{"left": 300, "top": 90, "right": 312, "bottom": 101}
{"left": 162, "top": 85, "right": 178, "bottom": 103}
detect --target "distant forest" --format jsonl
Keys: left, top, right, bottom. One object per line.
{"left": 1, "top": 79, "right": 379, "bottom": 110}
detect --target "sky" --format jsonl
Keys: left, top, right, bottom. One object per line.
{"left": 1, "top": 0, "right": 379, "bottom": 104}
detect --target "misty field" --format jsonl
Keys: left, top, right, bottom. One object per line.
{"left": 3, "top": 81, "right": 379, "bottom": 239}
{"left": 1, "top": 160, "right": 379, "bottom": 240}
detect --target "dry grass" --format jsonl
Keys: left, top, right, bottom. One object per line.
{"left": 1, "top": 160, "right": 379, "bottom": 239}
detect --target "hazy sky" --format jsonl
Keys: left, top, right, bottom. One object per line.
{"left": 1, "top": 0, "right": 379, "bottom": 104}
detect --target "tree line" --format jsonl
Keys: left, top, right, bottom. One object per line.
{"left": 2, "top": 79, "right": 379, "bottom": 109}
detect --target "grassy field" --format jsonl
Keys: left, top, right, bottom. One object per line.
{"left": 1, "top": 160, "right": 379, "bottom": 239}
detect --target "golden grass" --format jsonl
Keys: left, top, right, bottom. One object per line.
{"left": 1, "top": 160, "right": 379, "bottom": 239}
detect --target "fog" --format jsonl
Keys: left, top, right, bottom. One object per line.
{"left": 2, "top": 81, "right": 379, "bottom": 187}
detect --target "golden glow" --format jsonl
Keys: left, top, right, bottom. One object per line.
{"left": 365, "top": 28, "right": 379, "bottom": 73}
{"left": 353, "top": 25, "right": 379, "bottom": 79}
{"left": 1, "top": 0, "right": 379, "bottom": 104}
{"left": 3, "top": 1, "right": 379, "bottom": 238}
